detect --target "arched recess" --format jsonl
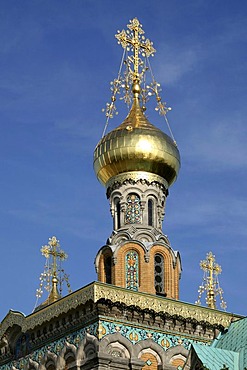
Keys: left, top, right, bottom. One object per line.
{"left": 27, "top": 359, "right": 39, "bottom": 370}
{"left": 64, "top": 351, "right": 76, "bottom": 368}
{"left": 4, "top": 324, "right": 22, "bottom": 356}
{"left": 100, "top": 332, "right": 133, "bottom": 358}
{"left": 125, "top": 249, "right": 139, "bottom": 291}
{"left": 166, "top": 345, "right": 188, "bottom": 370}
{"left": 104, "top": 255, "right": 112, "bottom": 284}
{"left": 148, "top": 198, "right": 154, "bottom": 227}
{"left": 82, "top": 333, "right": 99, "bottom": 360}
{"left": 170, "top": 354, "right": 186, "bottom": 369}
{"left": 106, "top": 341, "right": 131, "bottom": 359}
{"left": 96, "top": 247, "right": 113, "bottom": 284}
{"left": 57, "top": 342, "right": 77, "bottom": 370}
{"left": 15, "top": 332, "right": 32, "bottom": 359}
{"left": 110, "top": 241, "right": 146, "bottom": 290}
{"left": 135, "top": 339, "right": 166, "bottom": 368}
{"left": 40, "top": 351, "right": 57, "bottom": 370}
{"left": 143, "top": 189, "right": 164, "bottom": 228}
{"left": 115, "top": 197, "right": 121, "bottom": 229}
{"left": 140, "top": 351, "right": 159, "bottom": 370}
{"left": 125, "top": 193, "right": 142, "bottom": 224}
{"left": 154, "top": 253, "right": 165, "bottom": 296}
{"left": 149, "top": 244, "right": 179, "bottom": 299}
{"left": 45, "top": 359, "right": 56, "bottom": 370}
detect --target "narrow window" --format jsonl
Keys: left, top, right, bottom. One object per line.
{"left": 104, "top": 256, "right": 112, "bottom": 284}
{"left": 126, "top": 250, "right": 139, "bottom": 291}
{"left": 154, "top": 253, "right": 165, "bottom": 295}
{"left": 125, "top": 194, "right": 141, "bottom": 224}
{"left": 116, "top": 198, "right": 121, "bottom": 229}
{"left": 148, "top": 199, "right": 154, "bottom": 226}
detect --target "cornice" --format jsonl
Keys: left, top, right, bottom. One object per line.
{"left": 106, "top": 171, "right": 168, "bottom": 198}
{"left": 94, "top": 283, "right": 240, "bottom": 328}
{"left": 0, "top": 282, "right": 242, "bottom": 339}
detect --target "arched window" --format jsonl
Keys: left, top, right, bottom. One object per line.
{"left": 104, "top": 256, "right": 112, "bottom": 284}
{"left": 170, "top": 355, "right": 186, "bottom": 369}
{"left": 65, "top": 351, "right": 76, "bottom": 367}
{"left": 141, "top": 353, "right": 159, "bottom": 370}
{"left": 46, "top": 363, "right": 56, "bottom": 370}
{"left": 154, "top": 253, "right": 165, "bottom": 295}
{"left": 126, "top": 250, "right": 139, "bottom": 291}
{"left": 125, "top": 194, "right": 141, "bottom": 224}
{"left": 148, "top": 199, "right": 154, "bottom": 226}
{"left": 15, "top": 334, "right": 29, "bottom": 358}
{"left": 115, "top": 198, "right": 121, "bottom": 229}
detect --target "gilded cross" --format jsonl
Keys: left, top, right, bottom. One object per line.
{"left": 200, "top": 252, "right": 222, "bottom": 309}
{"left": 115, "top": 18, "right": 156, "bottom": 80}
{"left": 35, "top": 236, "right": 71, "bottom": 307}
{"left": 41, "top": 236, "right": 67, "bottom": 278}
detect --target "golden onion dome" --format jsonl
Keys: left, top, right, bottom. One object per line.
{"left": 94, "top": 95, "right": 180, "bottom": 188}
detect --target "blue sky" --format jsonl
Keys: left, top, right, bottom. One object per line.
{"left": 0, "top": 0, "right": 247, "bottom": 320}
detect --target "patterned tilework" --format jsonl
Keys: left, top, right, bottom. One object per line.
{"left": 98, "top": 320, "right": 208, "bottom": 351}
{"left": 0, "top": 322, "right": 98, "bottom": 370}
{"left": 0, "top": 319, "right": 209, "bottom": 370}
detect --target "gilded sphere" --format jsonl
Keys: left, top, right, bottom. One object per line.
{"left": 94, "top": 99, "right": 180, "bottom": 187}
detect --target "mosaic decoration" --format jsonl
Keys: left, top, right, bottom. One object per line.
{"left": 98, "top": 319, "right": 209, "bottom": 351}
{"left": 0, "top": 323, "right": 98, "bottom": 370}
{"left": 125, "top": 194, "right": 141, "bottom": 224}
{"left": 126, "top": 250, "right": 139, "bottom": 291}
{"left": 15, "top": 334, "right": 30, "bottom": 359}
{"left": 0, "top": 317, "right": 212, "bottom": 370}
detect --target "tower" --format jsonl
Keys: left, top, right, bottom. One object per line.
{"left": 94, "top": 18, "right": 181, "bottom": 299}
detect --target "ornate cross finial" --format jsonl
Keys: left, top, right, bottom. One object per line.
{"left": 196, "top": 252, "right": 227, "bottom": 310}
{"left": 102, "top": 18, "right": 176, "bottom": 144}
{"left": 116, "top": 18, "right": 156, "bottom": 81}
{"left": 40, "top": 236, "right": 67, "bottom": 278}
{"left": 34, "top": 236, "right": 72, "bottom": 310}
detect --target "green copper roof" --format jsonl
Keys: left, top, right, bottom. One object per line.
{"left": 192, "top": 344, "right": 239, "bottom": 370}
{"left": 189, "top": 318, "right": 247, "bottom": 370}
{"left": 214, "top": 317, "right": 247, "bottom": 368}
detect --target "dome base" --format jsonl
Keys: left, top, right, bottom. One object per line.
{"left": 106, "top": 171, "right": 168, "bottom": 199}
